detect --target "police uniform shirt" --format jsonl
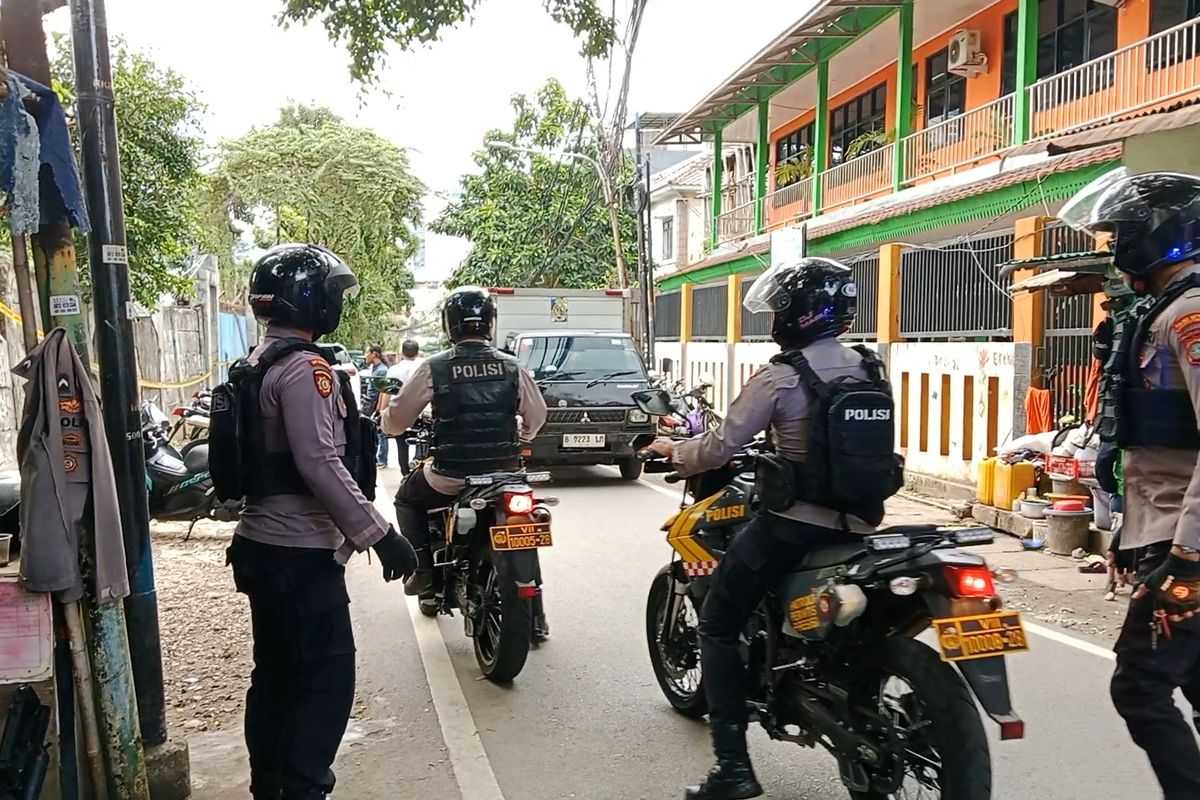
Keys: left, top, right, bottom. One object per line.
{"left": 1121, "top": 262, "right": 1200, "bottom": 552}
{"left": 379, "top": 351, "right": 549, "bottom": 494}
{"left": 236, "top": 325, "right": 391, "bottom": 558}
{"left": 673, "top": 337, "right": 877, "bottom": 534}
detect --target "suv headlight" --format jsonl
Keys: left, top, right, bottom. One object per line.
{"left": 629, "top": 409, "right": 650, "bottom": 424}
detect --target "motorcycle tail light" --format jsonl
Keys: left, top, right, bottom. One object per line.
{"left": 517, "top": 585, "right": 539, "bottom": 599}
{"left": 944, "top": 566, "right": 996, "bottom": 598}
{"left": 505, "top": 492, "right": 534, "bottom": 515}
{"left": 172, "top": 407, "right": 185, "bottom": 417}
{"left": 1000, "top": 720, "right": 1025, "bottom": 740}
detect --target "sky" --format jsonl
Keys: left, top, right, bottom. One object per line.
{"left": 44, "top": 0, "right": 811, "bottom": 283}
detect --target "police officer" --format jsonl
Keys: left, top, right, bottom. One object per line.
{"left": 380, "top": 286, "right": 548, "bottom": 629}
{"left": 646, "top": 257, "right": 896, "bottom": 800}
{"left": 228, "top": 244, "right": 418, "bottom": 800}
{"left": 1062, "top": 170, "right": 1200, "bottom": 800}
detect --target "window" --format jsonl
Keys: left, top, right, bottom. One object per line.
{"left": 774, "top": 123, "right": 814, "bottom": 187}
{"left": 1002, "top": 2, "right": 1117, "bottom": 93}
{"left": 661, "top": 217, "right": 673, "bottom": 261}
{"left": 517, "top": 336, "right": 648, "bottom": 381}
{"left": 830, "top": 83, "right": 888, "bottom": 165}
{"left": 925, "top": 48, "right": 967, "bottom": 129}
{"left": 1151, "top": 0, "right": 1200, "bottom": 34}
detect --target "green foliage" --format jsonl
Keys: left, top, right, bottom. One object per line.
{"left": 433, "top": 79, "right": 636, "bottom": 290}
{"left": 213, "top": 104, "right": 426, "bottom": 344}
{"left": 774, "top": 151, "right": 814, "bottom": 188}
{"left": 51, "top": 40, "right": 209, "bottom": 306}
{"left": 279, "top": 0, "right": 617, "bottom": 84}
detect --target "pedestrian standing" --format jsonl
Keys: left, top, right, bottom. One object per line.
{"left": 385, "top": 339, "right": 424, "bottom": 475}
{"left": 363, "top": 344, "right": 389, "bottom": 467}
{"left": 217, "top": 244, "right": 418, "bottom": 800}
{"left": 1062, "top": 170, "right": 1200, "bottom": 800}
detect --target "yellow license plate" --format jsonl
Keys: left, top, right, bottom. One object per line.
{"left": 489, "top": 522, "right": 553, "bottom": 551}
{"left": 932, "top": 611, "right": 1030, "bottom": 663}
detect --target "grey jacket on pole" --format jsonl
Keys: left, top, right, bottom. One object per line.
{"left": 13, "top": 327, "right": 129, "bottom": 603}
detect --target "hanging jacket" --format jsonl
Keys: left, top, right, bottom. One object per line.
{"left": 12, "top": 328, "right": 128, "bottom": 603}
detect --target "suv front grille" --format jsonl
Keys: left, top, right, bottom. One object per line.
{"left": 547, "top": 408, "right": 627, "bottom": 425}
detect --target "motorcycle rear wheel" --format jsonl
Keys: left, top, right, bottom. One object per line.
{"left": 646, "top": 567, "right": 708, "bottom": 720}
{"left": 849, "top": 638, "right": 991, "bottom": 800}
{"left": 473, "top": 550, "right": 532, "bottom": 683}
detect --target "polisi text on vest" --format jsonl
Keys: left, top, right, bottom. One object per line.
{"left": 451, "top": 362, "right": 505, "bottom": 380}
{"left": 844, "top": 408, "right": 891, "bottom": 421}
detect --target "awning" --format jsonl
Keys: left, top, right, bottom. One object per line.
{"left": 1008, "top": 269, "right": 1104, "bottom": 296}
{"left": 1046, "top": 100, "right": 1200, "bottom": 155}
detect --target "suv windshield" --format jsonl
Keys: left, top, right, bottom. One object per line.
{"left": 517, "top": 336, "right": 647, "bottom": 382}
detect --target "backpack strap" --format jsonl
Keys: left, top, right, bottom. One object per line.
{"left": 852, "top": 344, "right": 891, "bottom": 390}
{"left": 770, "top": 349, "right": 831, "bottom": 401}
{"left": 253, "top": 339, "right": 327, "bottom": 375}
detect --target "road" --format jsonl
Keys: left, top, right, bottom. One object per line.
{"left": 190, "top": 466, "right": 1181, "bottom": 800}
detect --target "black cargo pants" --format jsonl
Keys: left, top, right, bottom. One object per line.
{"left": 393, "top": 468, "right": 457, "bottom": 559}
{"left": 700, "top": 514, "right": 860, "bottom": 729}
{"left": 227, "top": 536, "right": 356, "bottom": 799}
{"left": 1110, "top": 542, "right": 1200, "bottom": 800}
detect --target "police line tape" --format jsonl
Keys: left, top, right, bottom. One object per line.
{"left": 0, "top": 297, "right": 217, "bottom": 391}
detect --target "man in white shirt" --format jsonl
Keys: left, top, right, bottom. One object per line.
{"left": 384, "top": 340, "right": 424, "bottom": 474}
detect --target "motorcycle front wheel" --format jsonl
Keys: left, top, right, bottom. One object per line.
{"left": 848, "top": 637, "right": 991, "bottom": 800}
{"left": 473, "top": 549, "right": 532, "bottom": 683}
{"left": 646, "top": 566, "right": 708, "bottom": 720}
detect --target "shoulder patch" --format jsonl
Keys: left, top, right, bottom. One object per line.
{"left": 308, "top": 357, "right": 330, "bottom": 369}
{"left": 313, "top": 367, "right": 335, "bottom": 398}
{"left": 1173, "top": 312, "right": 1200, "bottom": 365}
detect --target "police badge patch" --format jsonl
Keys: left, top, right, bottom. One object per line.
{"left": 313, "top": 367, "right": 335, "bottom": 398}
{"left": 1174, "top": 311, "right": 1200, "bottom": 365}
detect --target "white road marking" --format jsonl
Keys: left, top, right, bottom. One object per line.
{"left": 596, "top": 464, "right": 685, "bottom": 501}
{"left": 1024, "top": 620, "right": 1116, "bottom": 662}
{"left": 373, "top": 489, "right": 505, "bottom": 800}
{"left": 404, "top": 596, "right": 507, "bottom": 800}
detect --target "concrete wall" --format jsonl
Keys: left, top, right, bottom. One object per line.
{"left": 1123, "top": 122, "right": 1200, "bottom": 175}
{"left": 649, "top": 193, "right": 706, "bottom": 273}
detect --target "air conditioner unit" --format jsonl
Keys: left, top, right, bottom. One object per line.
{"left": 948, "top": 29, "right": 988, "bottom": 77}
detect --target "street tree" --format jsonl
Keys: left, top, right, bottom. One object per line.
{"left": 433, "top": 79, "right": 636, "bottom": 290}
{"left": 278, "top": 0, "right": 617, "bottom": 84}
{"left": 212, "top": 104, "right": 426, "bottom": 345}
{"left": 52, "top": 39, "right": 211, "bottom": 306}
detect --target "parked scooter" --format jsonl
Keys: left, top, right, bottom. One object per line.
{"left": 653, "top": 375, "right": 723, "bottom": 437}
{"left": 169, "top": 390, "right": 211, "bottom": 442}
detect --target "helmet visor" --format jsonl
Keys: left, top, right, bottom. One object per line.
{"left": 326, "top": 270, "right": 360, "bottom": 302}
{"left": 1059, "top": 167, "right": 1129, "bottom": 231}
{"left": 743, "top": 263, "right": 792, "bottom": 314}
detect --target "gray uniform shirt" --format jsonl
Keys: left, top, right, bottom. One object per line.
{"left": 236, "top": 326, "right": 390, "bottom": 559}
{"left": 379, "top": 353, "right": 549, "bottom": 494}
{"left": 674, "top": 337, "right": 877, "bottom": 534}
{"left": 1121, "top": 262, "right": 1200, "bottom": 551}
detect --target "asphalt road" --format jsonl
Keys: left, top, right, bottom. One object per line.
{"left": 190, "top": 465, "right": 1184, "bottom": 800}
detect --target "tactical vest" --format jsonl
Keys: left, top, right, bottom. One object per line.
{"left": 428, "top": 342, "right": 521, "bottom": 478}
{"left": 757, "top": 345, "right": 903, "bottom": 527}
{"left": 1100, "top": 273, "right": 1200, "bottom": 450}
{"left": 209, "top": 339, "right": 377, "bottom": 503}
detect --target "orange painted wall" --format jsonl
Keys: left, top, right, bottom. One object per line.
{"left": 1119, "top": 0, "right": 1153, "bottom": 49}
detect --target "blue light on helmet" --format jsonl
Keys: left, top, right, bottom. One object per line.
{"left": 1168, "top": 245, "right": 1185, "bottom": 261}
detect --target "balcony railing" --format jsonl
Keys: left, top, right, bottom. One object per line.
{"left": 820, "top": 143, "right": 895, "bottom": 208}
{"left": 716, "top": 196, "right": 758, "bottom": 244}
{"left": 769, "top": 176, "right": 815, "bottom": 211}
{"left": 902, "top": 95, "right": 1015, "bottom": 186}
{"left": 1028, "top": 15, "right": 1200, "bottom": 140}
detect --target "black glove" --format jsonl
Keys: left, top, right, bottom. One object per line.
{"left": 372, "top": 526, "right": 418, "bottom": 582}
{"left": 1139, "top": 552, "right": 1200, "bottom": 616}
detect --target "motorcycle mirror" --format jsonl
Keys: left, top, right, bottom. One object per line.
{"left": 698, "top": 372, "right": 714, "bottom": 387}
{"left": 630, "top": 388, "right": 675, "bottom": 418}
{"left": 374, "top": 377, "right": 403, "bottom": 395}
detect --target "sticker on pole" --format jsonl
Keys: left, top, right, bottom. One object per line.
{"left": 102, "top": 244, "right": 128, "bottom": 265}
{"left": 49, "top": 295, "right": 81, "bottom": 316}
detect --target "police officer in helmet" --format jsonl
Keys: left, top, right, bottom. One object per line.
{"left": 1062, "top": 169, "right": 1200, "bottom": 800}
{"left": 380, "top": 286, "right": 548, "bottom": 627}
{"left": 229, "top": 244, "right": 418, "bottom": 800}
{"left": 646, "top": 257, "right": 902, "bottom": 800}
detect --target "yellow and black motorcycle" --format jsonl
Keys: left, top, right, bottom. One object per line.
{"left": 635, "top": 398, "right": 1026, "bottom": 800}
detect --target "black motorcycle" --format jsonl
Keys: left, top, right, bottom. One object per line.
{"left": 417, "top": 469, "right": 556, "bottom": 683}
{"left": 635, "top": 396, "right": 1024, "bottom": 800}
{"left": 141, "top": 401, "right": 240, "bottom": 536}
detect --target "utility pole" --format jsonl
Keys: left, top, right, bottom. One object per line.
{"left": 70, "top": 0, "right": 169, "bottom": 762}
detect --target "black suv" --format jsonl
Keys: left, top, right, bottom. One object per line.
{"left": 507, "top": 330, "right": 655, "bottom": 479}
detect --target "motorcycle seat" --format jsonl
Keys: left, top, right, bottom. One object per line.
{"left": 0, "top": 470, "right": 20, "bottom": 516}
{"left": 183, "top": 444, "right": 209, "bottom": 473}
{"left": 796, "top": 541, "right": 867, "bottom": 570}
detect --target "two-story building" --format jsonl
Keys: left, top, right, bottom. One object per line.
{"left": 652, "top": 0, "right": 1200, "bottom": 493}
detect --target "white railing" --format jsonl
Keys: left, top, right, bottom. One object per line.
{"left": 903, "top": 94, "right": 1015, "bottom": 185}
{"left": 716, "top": 197, "right": 758, "bottom": 244}
{"left": 767, "top": 175, "right": 814, "bottom": 213}
{"left": 819, "top": 143, "right": 895, "bottom": 208}
{"left": 1028, "top": 15, "right": 1200, "bottom": 140}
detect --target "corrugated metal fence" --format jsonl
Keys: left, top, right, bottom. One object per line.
{"left": 1039, "top": 220, "right": 1099, "bottom": 424}
{"left": 899, "top": 231, "right": 1014, "bottom": 339}
{"left": 654, "top": 291, "right": 681, "bottom": 340}
{"left": 691, "top": 282, "right": 728, "bottom": 340}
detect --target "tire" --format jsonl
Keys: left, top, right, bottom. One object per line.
{"left": 418, "top": 597, "right": 439, "bottom": 618}
{"left": 646, "top": 567, "right": 708, "bottom": 720}
{"left": 849, "top": 638, "right": 991, "bottom": 800}
{"left": 473, "top": 550, "right": 532, "bottom": 683}
{"left": 619, "top": 457, "right": 643, "bottom": 481}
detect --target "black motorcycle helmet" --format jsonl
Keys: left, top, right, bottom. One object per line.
{"left": 1060, "top": 167, "right": 1200, "bottom": 278}
{"left": 743, "top": 256, "right": 857, "bottom": 348}
{"left": 442, "top": 286, "right": 497, "bottom": 342}
{"left": 248, "top": 244, "right": 359, "bottom": 337}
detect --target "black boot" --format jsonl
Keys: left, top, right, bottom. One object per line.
{"left": 404, "top": 549, "right": 434, "bottom": 596}
{"left": 532, "top": 595, "right": 549, "bottom": 642}
{"left": 684, "top": 725, "right": 762, "bottom": 800}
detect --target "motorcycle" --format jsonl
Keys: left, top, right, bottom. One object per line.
{"left": 654, "top": 375, "right": 722, "bottom": 437}
{"left": 169, "top": 391, "right": 211, "bottom": 442}
{"left": 634, "top": 389, "right": 1024, "bottom": 800}
{"left": 416, "top": 468, "right": 557, "bottom": 683}
{"left": 141, "top": 401, "right": 240, "bottom": 536}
